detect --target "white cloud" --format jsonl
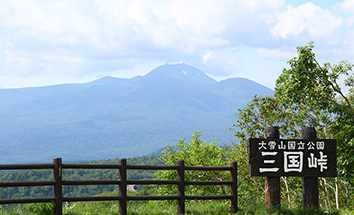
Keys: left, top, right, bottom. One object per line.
{"left": 202, "top": 51, "right": 213, "bottom": 64}
{"left": 0, "top": 0, "right": 352, "bottom": 89}
{"left": 255, "top": 48, "right": 296, "bottom": 60}
{"left": 238, "top": 0, "right": 285, "bottom": 12}
{"left": 270, "top": 2, "right": 342, "bottom": 39}
{"left": 336, "top": 0, "right": 354, "bottom": 26}
{"left": 0, "top": 0, "right": 282, "bottom": 50}
{"left": 336, "top": 0, "right": 354, "bottom": 13}
{"left": 199, "top": 49, "right": 242, "bottom": 77}
{"left": 340, "top": 30, "right": 354, "bottom": 57}
{"left": 3, "top": 50, "right": 34, "bottom": 76}
{"left": 1, "top": 0, "right": 275, "bottom": 67}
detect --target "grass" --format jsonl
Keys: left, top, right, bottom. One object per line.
{"left": 0, "top": 202, "right": 55, "bottom": 215}
{"left": 62, "top": 200, "right": 231, "bottom": 215}
{"left": 0, "top": 201, "right": 352, "bottom": 215}
{"left": 0, "top": 191, "right": 352, "bottom": 215}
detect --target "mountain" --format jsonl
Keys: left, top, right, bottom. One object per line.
{"left": 0, "top": 63, "right": 273, "bottom": 163}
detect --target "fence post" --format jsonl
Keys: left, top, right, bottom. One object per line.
{"left": 264, "top": 126, "right": 281, "bottom": 209}
{"left": 302, "top": 127, "right": 319, "bottom": 210}
{"left": 53, "top": 158, "right": 62, "bottom": 215}
{"left": 177, "top": 160, "right": 185, "bottom": 215}
{"left": 119, "top": 159, "right": 127, "bottom": 215}
{"left": 230, "top": 161, "right": 238, "bottom": 213}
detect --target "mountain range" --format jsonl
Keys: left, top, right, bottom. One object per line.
{"left": 0, "top": 63, "right": 273, "bottom": 163}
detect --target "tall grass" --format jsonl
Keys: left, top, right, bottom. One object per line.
{"left": 0, "top": 201, "right": 351, "bottom": 215}
{"left": 0, "top": 202, "right": 55, "bottom": 215}
{"left": 0, "top": 191, "right": 352, "bottom": 215}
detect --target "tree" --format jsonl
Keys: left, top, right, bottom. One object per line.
{"left": 155, "top": 131, "right": 264, "bottom": 207}
{"left": 233, "top": 42, "right": 354, "bottom": 210}
{"left": 233, "top": 94, "right": 310, "bottom": 141}
{"left": 275, "top": 42, "right": 354, "bottom": 184}
{"left": 232, "top": 95, "right": 308, "bottom": 207}
{"left": 275, "top": 42, "right": 354, "bottom": 116}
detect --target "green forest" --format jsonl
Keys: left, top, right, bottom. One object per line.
{"left": 0, "top": 155, "right": 162, "bottom": 200}
{"left": 0, "top": 43, "right": 354, "bottom": 214}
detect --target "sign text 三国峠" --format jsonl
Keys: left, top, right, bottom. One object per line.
{"left": 247, "top": 138, "right": 336, "bottom": 177}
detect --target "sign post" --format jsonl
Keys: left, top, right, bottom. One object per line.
{"left": 264, "top": 127, "right": 280, "bottom": 209}
{"left": 302, "top": 127, "right": 318, "bottom": 210}
{"left": 248, "top": 127, "right": 337, "bottom": 210}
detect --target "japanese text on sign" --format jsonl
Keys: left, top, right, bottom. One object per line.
{"left": 248, "top": 138, "right": 336, "bottom": 177}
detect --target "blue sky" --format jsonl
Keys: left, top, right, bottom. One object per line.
{"left": 0, "top": 0, "right": 353, "bottom": 89}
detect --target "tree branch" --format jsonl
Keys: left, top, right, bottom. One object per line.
{"left": 315, "top": 59, "right": 354, "bottom": 121}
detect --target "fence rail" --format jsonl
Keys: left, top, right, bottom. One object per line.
{"left": 0, "top": 158, "right": 237, "bottom": 215}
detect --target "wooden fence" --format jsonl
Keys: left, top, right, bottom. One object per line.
{"left": 0, "top": 158, "right": 237, "bottom": 215}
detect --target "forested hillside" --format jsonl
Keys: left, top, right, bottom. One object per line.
{"left": 0, "top": 155, "right": 162, "bottom": 200}
{"left": 0, "top": 63, "right": 273, "bottom": 163}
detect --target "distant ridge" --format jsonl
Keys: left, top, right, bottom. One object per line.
{"left": 0, "top": 63, "right": 273, "bottom": 163}
{"left": 88, "top": 76, "right": 129, "bottom": 86}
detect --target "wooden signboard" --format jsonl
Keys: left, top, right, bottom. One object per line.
{"left": 248, "top": 138, "right": 337, "bottom": 177}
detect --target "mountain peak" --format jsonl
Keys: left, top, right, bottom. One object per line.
{"left": 145, "top": 63, "right": 216, "bottom": 84}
